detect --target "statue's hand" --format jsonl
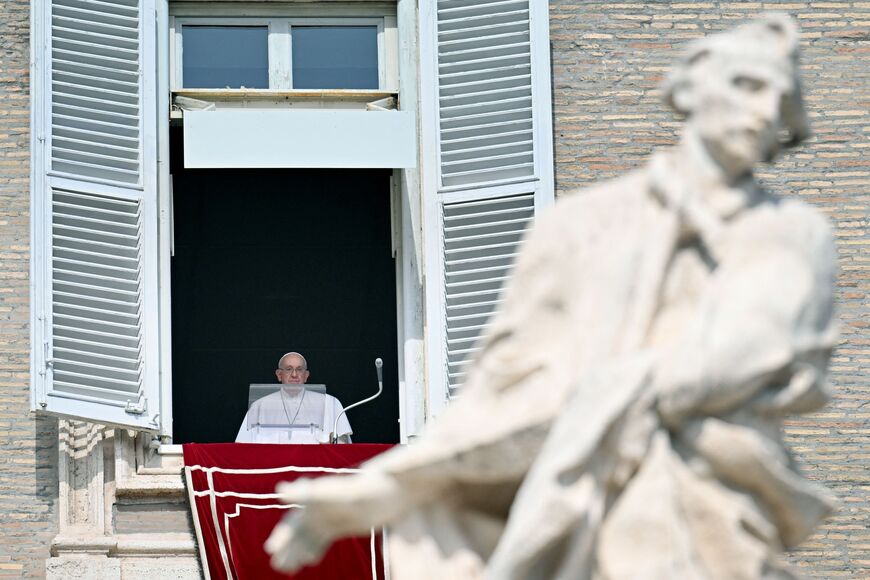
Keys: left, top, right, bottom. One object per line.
{"left": 265, "top": 472, "right": 407, "bottom": 572}
{"left": 265, "top": 477, "right": 343, "bottom": 572}
{"left": 266, "top": 507, "right": 331, "bottom": 572}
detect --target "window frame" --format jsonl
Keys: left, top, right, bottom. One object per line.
{"left": 171, "top": 17, "right": 389, "bottom": 91}
{"left": 159, "top": 2, "right": 409, "bottom": 445}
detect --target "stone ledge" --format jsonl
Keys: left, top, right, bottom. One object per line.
{"left": 114, "top": 533, "right": 198, "bottom": 556}
{"left": 51, "top": 535, "right": 115, "bottom": 557}
{"left": 115, "top": 472, "right": 187, "bottom": 498}
{"left": 52, "top": 533, "right": 197, "bottom": 557}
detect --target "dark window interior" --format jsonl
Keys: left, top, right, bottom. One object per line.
{"left": 169, "top": 128, "right": 399, "bottom": 443}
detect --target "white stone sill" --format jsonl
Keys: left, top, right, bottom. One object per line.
{"left": 53, "top": 534, "right": 197, "bottom": 557}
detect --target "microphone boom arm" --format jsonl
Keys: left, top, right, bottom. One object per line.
{"left": 331, "top": 358, "right": 383, "bottom": 443}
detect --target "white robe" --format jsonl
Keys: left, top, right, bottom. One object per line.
{"left": 235, "top": 388, "right": 352, "bottom": 444}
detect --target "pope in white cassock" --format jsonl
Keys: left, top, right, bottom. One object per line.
{"left": 235, "top": 352, "right": 352, "bottom": 444}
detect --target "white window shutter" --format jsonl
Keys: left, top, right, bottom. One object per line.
{"left": 442, "top": 193, "right": 535, "bottom": 397}
{"left": 436, "top": 0, "right": 536, "bottom": 189}
{"left": 421, "top": 0, "right": 554, "bottom": 417}
{"left": 31, "top": 0, "right": 163, "bottom": 432}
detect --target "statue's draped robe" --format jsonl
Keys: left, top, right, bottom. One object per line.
{"left": 366, "top": 155, "right": 837, "bottom": 580}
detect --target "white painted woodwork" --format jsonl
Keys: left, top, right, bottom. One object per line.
{"left": 394, "top": 0, "right": 426, "bottom": 442}
{"left": 435, "top": 0, "right": 535, "bottom": 189}
{"left": 50, "top": 0, "right": 143, "bottom": 184}
{"left": 157, "top": 0, "right": 174, "bottom": 439}
{"left": 442, "top": 193, "right": 534, "bottom": 397}
{"left": 31, "top": 0, "right": 163, "bottom": 432}
{"left": 183, "top": 109, "right": 416, "bottom": 168}
{"left": 420, "top": 0, "right": 554, "bottom": 417}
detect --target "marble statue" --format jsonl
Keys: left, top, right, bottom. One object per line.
{"left": 266, "top": 14, "right": 839, "bottom": 580}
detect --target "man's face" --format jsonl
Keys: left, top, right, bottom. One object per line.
{"left": 276, "top": 355, "right": 309, "bottom": 385}
{"left": 688, "top": 59, "right": 794, "bottom": 176}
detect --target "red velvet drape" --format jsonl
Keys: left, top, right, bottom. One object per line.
{"left": 183, "top": 443, "right": 393, "bottom": 580}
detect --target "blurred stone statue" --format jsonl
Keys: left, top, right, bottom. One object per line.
{"left": 266, "top": 14, "right": 838, "bottom": 580}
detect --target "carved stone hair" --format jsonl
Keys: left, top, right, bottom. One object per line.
{"left": 661, "top": 13, "right": 809, "bottom": 145}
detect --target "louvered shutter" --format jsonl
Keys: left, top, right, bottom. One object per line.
{"left": 436, "top": 0, "right": 535, "bottom": 189}
{"left": 421, "top": 0, "right": 554, "bottom": 416}
{"left": 31, "top": 0, "right": 163, "bottom": 432}
{"left": 442, "top": 193, "right": 534, "bottom": 397}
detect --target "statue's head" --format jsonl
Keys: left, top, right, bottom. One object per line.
{"left": 663, "top": 14, "right": 810, "bottom": 176}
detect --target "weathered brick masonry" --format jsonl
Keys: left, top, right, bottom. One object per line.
{"left": 549, "top": 1, "right": 869, "bottom": 576}
{"left": 0, "top": 0, "right": 59, "bottom": 573}
{"left": 0, "top": 0, "right": 866, "bottom": 577}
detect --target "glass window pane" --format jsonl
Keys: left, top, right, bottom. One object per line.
{"left": 182, "top": 26, "right": 269, "bottom": 89}
{"left": 292, "top": 26, "right": 379, "bottom": 90}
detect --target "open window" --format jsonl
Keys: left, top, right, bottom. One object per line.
{"left": 167, "top": 134, "right": 402, "bottom": 443}
{"left": 167, "top": 4, "right": 405, "bottom": 444}
{"left": 30, "top": 0, "right": 555, "bottom": 443}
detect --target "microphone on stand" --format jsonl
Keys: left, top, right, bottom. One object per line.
{"left": 331, "top": 358, "right": 384, "bottom": 443}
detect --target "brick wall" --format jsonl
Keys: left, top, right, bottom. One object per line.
{"left": 0, "top": 0, "right": 866, "bottom": 576}
{"left": 549, "top": 1, "right": 869, "bottom": 576}
{"left": 0, "top": 0, "right": 59, "bottom": 573}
